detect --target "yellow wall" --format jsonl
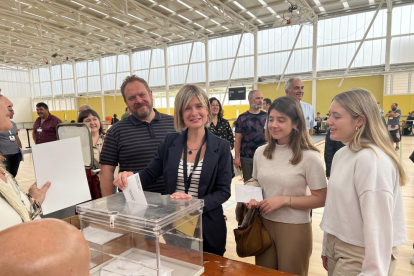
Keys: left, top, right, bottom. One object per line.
{"left": 104, "top": 95, "right": 128, "bottom": 121}
{"left": 257, "top": 76, "right": 386, "bottom": 116}
{"left": 315, "top": 75, "right": 384, "bottom": 115}
{"left": 32, "top": 75, "right": 414, "bottom": 123}
{"left": 258, "top": 80, "right": 313, "bottom": 104}
{"left": 78, "top": 97, "right": 104, "bottom": 119}
{"left": 383, "top": 95, "right": 414, "bottom": 117}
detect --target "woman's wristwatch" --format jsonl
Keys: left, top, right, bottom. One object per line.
{"left": 26, "top": 193, "right": 43, "bottom": 220}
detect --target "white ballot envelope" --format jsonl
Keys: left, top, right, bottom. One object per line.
{"left": 32, "top": 137, "right": 91, "bottom": 215}
{"left": 123, "top": 174, "right": 147, "bottom": 205}
{"left": 235, "top": 184, "right": 263, "bottom": 203}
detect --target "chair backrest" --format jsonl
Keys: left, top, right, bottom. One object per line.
{"left": 56, "top": 123, "right": 94, "bottom": 169}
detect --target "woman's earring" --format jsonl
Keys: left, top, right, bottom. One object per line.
{"left": 355, "top": 126, "right": 360, "bottom": 131}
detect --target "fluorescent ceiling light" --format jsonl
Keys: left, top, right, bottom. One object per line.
{"left": 319, "top": 6, "right": 325, "bottom": 11}
{"left": 221, "top": 25, "right": 229, "bottom": 30}
{"left": 205, "top": 29, "right": 213, "bottom": 33}
{"left": 256, "top": 19, "right": 264, "bottom": 24}
{"left": 89, "top": 8, "right": 108, "bottom": 17}
{"left": 343, "top": 1, "right": 349, "bottom": 8}
{"left": 95, "top": 34, "right": 110, "bottom": 39}
{"left": 132, "top": 25, "right": 147, "bottom": 31}
{"left": 164, "top": 37, "right": 172, "bottom": 41}
{"left": 177, "top": 14, "right": 191, "bottom": 22}
{"left": 314, "top": 0, "right": 321, "bottom": 5}
{"left": 369, "top": 0, "right": 375, "bottom": 3}
{"left": 193, "top": 22, "right": 204, "bottom": 28}
{"left": 177, "top": 0, "right": 192, "bottom": 9}
{"left": 112, "top": 17, "right": 128, "bottom": 24}
{"left": 159, "top": 5, "right": 174, "bottom": 13}
{"left": 177, "top": 34, "right": 185, "bottom": 39}
{"left": 196, "top": 11, "right": 208, "bottom": 18}
{"left": 71, "top": 1, "right": 84, "bottom": 7}
{"left": 62, "top": 15, "right": 76, "bottom": 21}
{"left": 128, "top": 14, "right": 143, "bottom": 21}
{"left": 233, "top": 1, "right": 245, "bottom": 10}
{"left": 246, "top": 11, "right": 256, "bottom": 18}
{"left": 210, "top": 19, "right": 220, "bottom": 25}
{"left": 258, "top": 0, "right": 267, "bottom": 5}
{"left": 23, "top": 11, "right": 46, "bottom": 19}
{"left": 266, "top": 7, "right": 276, "bottom": 14}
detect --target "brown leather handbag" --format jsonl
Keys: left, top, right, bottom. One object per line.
{"left": 234, "top": 208, "right": 272, "bottom": 257}
{"left": 233, "top": 178, "right": 272, "bottom": 258}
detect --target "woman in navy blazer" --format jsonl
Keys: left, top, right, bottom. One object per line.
{"left": 114, "top": 84, "right": 232, "bottom": 256}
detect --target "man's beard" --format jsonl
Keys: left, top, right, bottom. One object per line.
{"left": 131, "top": 102, "right": 153, "bottom": 119}
{"left": 392, "top": 107, "right": 396, "bottom": 111}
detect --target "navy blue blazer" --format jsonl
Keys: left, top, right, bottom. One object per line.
{"left": 136, "top": 128, "right": 232, "bottom": 256}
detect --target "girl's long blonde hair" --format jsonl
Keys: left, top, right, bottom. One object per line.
{"left": 333, "top": 88, "right": 406, "bottom": 186}
{"left": 264, "top": 96, "right": 319, "bottom": 164}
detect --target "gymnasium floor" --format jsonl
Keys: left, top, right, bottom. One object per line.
{"left": 15, "top": 131, "right": 414, "bottom": 276}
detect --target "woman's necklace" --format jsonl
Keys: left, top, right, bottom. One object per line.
{"left": 187, "top": 145, "right": 201, "bottom": 155}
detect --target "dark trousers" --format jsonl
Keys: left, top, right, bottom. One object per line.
{"left": 4, "top": 152, "right": 22, "bottom": 177}
{"left": 240, "top": 157, "right": 253, "bottom": 182}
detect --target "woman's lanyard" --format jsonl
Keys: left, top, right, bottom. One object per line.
{"left": 183, "top": 134, "right": 206, "bottom": 194}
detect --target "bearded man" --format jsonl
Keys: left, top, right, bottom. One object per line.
{"left": 100, "top": 75, "right": 175, "bottom": 196}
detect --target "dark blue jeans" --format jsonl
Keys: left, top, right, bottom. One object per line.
{"left": 4, "top": 152, "right": 22, "bottom": 177}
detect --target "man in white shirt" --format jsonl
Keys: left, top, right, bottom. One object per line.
{"left": 285, "top": 78, "right": 315, "bottom": 135}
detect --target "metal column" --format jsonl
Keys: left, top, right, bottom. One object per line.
{"left": 312, "top": 19, "right": 318, "bottom": 110}
{"left": 277, "top": 25, "right": 304, "bottom": 90}
{"left": 164, "top": 44, "right": 170, "bottom": 115}
{"left": 253, "top": 30, "right": 258, "bottom": 90}
{"left": 338, "top": 0, "right": 386, "bottom": 87}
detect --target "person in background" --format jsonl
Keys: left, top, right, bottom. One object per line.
{"left": 100, "top": 75, "right": 175, "bottom": 196}
{"left": 247, "top": 96, "right": 327, "bottom": 276}
{"left": 209, "top": 97, "right": 234, "bottom": 176}
{"left": 78, "top": 109, "right": 105, "bottom": 199}
{"left": 285, "top": 78, "right": 315, "bottom": 135}
{"left": 314, "top": 112, "right": 322, "bottom": 134}
{"left": 114, "top": 84, "right": 232, "bottom": 256}
{"left": 233, "top": 90, "right": 266, "bottom": 181}
{"left": 0, "top": 219, "right": 91, "bottom": 276}
{"left": 321, "top": 89, "right": 407, "bottom": 276}
{"left": 263, "top": 98, "right": 272, "bottom": 112}
{"left": 323, "top": 129, "right": 344, "bottom": 179}
{"left": 78, "top": 104, "right": 91, "bottom": 113}
{"left": 0, "top": 93, "right": 51, "bottom": 231}
{"left": 403, "top": 111, "right": 414, "bottom": 135}
{"left": 377, "top": 101, "right": 386, "bottom": 127}
{"left": 111, "top": 114, "right": 119, "bottom": 125}
{"left": 121, "top": 107, "right": 131, "bottom": 120}
{"left": 0, "top": 107, "right": 22, "bottom": 177}
{"left": 32, "top": 102, "right": 61, "bottom": 144}
{"left": 385, "top": 103, "right": 401, "bottom": 151}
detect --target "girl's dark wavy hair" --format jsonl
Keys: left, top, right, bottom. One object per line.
{"left": 77, "top": 109, "right": 104, "bottom": 135}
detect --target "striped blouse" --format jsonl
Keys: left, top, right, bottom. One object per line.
{"left": 176, "top": 159, "right": 204, "bottom": 198}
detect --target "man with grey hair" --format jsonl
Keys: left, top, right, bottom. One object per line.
{"left": 99, "top": 75, "right": 174, "bottom": 196}
{"left": 78, "top": 104, "right": 91, "bottom": 113}
{"left": 234, "top": 90, "right": 266, "bottom": 181}
{"left": 285, "top": 78, "right": 315, "bottom": 135}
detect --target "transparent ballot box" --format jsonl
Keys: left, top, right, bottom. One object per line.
{"left": 76, "top": 192, "right": 204, "bottom": 276}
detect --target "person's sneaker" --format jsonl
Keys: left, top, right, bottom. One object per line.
{"left": 411, "top": 254, "right": 414, "bottom": 265}
{"left": 395, "top": 146, "right": 400, "bottom": 151}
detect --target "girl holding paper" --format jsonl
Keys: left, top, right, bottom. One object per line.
{"left": 320, "top": 89, "right": 406, "bottom": 276}
{"left": 247, "top": 96, "right": 327, "bottom": 276}
{"left": 0, "top": 91, "right": 51, "bottom": 230}
{"left": 113, "top": 84, "right": 232, "bottom": 256}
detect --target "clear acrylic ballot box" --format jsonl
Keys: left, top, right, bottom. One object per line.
{"left": 76, "top": 192, "right": 205, "bottom": 276}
